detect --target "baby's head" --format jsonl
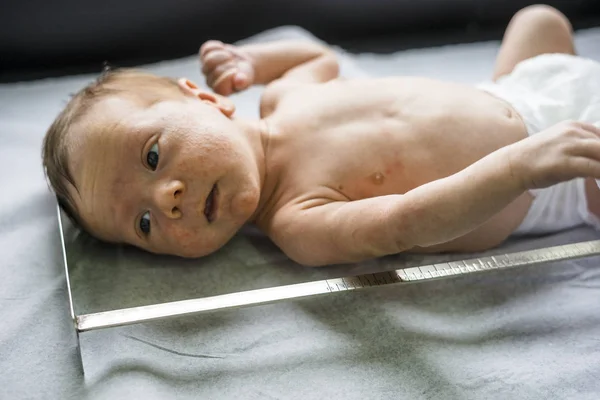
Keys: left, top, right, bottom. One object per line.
{"left": 43, "top": 68, "right": 264, "bottom": 257}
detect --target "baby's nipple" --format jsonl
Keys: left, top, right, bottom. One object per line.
{"left": 371, "top": 172, "right": 385, "bottom": 185}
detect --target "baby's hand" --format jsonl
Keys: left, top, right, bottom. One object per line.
{"left": 199, "top": 40, "right": 255, "bottom": 96}
{"left": 510, "top": 121, "right": 600, "bottom": 189}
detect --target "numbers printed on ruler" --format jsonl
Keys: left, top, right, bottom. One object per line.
{"left": 326, "top": 272, "right": 403, "bottom": 292}
{"left": 325, "top": 241, "right": 599, "bottom": 291}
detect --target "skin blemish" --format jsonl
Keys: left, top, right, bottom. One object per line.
{"left": 384, "top": 160, "right": 403, "bottom": 176}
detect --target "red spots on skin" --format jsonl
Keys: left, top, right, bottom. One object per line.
{"left": 385, "top": 160, "right": 404, "bottom": 176}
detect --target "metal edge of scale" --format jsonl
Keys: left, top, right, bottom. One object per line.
{"left": 57, "top": 205, "right": 84, "bottom": 374}
{"left": 55, "top": 203, "right": 600, "bottom": 333}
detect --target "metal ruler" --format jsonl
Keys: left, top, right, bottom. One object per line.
{"left": 74, "top": 238, "right": 600, "bottom": 332}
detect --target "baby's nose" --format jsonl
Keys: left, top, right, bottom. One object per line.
{"left": 153, "top": 180, "right": 185, "bottom": 219}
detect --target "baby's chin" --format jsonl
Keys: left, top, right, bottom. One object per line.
{"left": 173, "top": 248, "right": 214, "bottom": 259}
{"left": 157, "top": 229, "right": 240, "bottom": 259}
{"left": 148, "top": 244, "right": 220, "bottom": 259}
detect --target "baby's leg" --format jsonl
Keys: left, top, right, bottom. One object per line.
{"left": 493, "top": 5, "right": 575, "bottom": 81}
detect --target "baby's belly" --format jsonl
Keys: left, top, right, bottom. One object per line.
{"left": 400, "top": 88, "right": 527, "bottom": 182}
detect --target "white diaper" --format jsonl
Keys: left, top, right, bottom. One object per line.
{"left": 477, "top": 53, "right": 600, "bottom": 235}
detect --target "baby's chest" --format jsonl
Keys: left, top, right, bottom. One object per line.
{"left": 281, "top": 129, "right": 420, "bottom": 201}
{"left": 272, "top": 88, "right": 481, "bottom": 199}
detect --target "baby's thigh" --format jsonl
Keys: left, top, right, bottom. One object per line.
{"left": 493, "top": 5, "right": 575, "bottom": 81}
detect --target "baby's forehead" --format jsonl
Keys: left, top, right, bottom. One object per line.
{"left": 66, "top": 98, "right": 139, "bottom": 165}
{"left": 73, "top": 96, "right": 146, "bottom": 138}
{"left": 89, "top": 95, "right": 145, "bottom": 124}
{"left": 69, "top": 82, "right": 189, "bottom": 155}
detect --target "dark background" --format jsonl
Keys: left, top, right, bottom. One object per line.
{"left": 1, "top": 0, "right": 599, "bottom": 82}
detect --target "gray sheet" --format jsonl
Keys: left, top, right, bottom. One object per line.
{"left": 2, "top": 26, "right": 600, "bottom": 400}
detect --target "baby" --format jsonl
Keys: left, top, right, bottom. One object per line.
{"left": 43, "top": 5, "right": 600, "bottom": 266}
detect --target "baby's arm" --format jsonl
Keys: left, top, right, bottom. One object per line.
{"left": 270, "top": 121, "right": 600, "bottom": 266}
{"left": 271, "top": 146, "right": 524, "bottom": 266}
{"left": 199, "top": 40, "right": 339, "bottom": 95}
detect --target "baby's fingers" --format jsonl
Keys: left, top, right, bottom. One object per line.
{"left": 233, "top": 72, "right": 251, "bottom": 91}
{"left": 206, "top": 60, "right": 238, "bottom": 86}
{"left": 210, "top": 70, "right": 237, "bottom": 95}
{"left": 569, "top": 157, "right": 600, "bottom": 180}
{"left": 201, "top": 50, "right": 233, "bottom": 75}
{"left": 566, "top": 120, "right": 600, "bottom": 137}
{"left": 200, "top": 40, "right": 224, "bottom": 58}
{"left": 568, "top": 138, "right": 600, "bottom": 158}
{"left": 580, "top": 121, "right": 600, "bottom": 136}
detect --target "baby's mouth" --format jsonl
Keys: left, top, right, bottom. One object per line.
{"left": 204, "top": 184, "right": 218, "bottom": 223}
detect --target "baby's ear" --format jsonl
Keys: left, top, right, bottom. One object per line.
{"left": 177, "top": 78, "right": 235, "bottom": 117}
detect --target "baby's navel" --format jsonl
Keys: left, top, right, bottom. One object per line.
{"left": 371, "top": 172, "right": 385, "bottom": 185}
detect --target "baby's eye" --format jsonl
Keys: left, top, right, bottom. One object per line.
{"left": 140, "top": 211, "right": 151, "bottom": 235}
{"left": 147, "top": 143, "right": 159, "bottom": 170}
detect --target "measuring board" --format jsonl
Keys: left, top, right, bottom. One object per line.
{"left": 72, "top": 237, "right": 600, "bottom": 332}
{"left": 57, "top": 206, "right": 600, "bottom": 373}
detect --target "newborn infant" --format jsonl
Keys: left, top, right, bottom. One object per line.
{"left": 43, "top": 5, "right": 600, "bottom": 266}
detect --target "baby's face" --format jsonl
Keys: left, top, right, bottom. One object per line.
{"left": 69, "top": 94, "right": 262, "bottom": 258}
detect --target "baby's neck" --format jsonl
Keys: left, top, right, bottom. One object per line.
{"left": 234, "top": 117, "right": 277, "bottom": 223}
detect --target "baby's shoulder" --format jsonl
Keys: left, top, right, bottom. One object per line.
{"left": 259, "top": 79, "right": 326, "bottom": 118}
